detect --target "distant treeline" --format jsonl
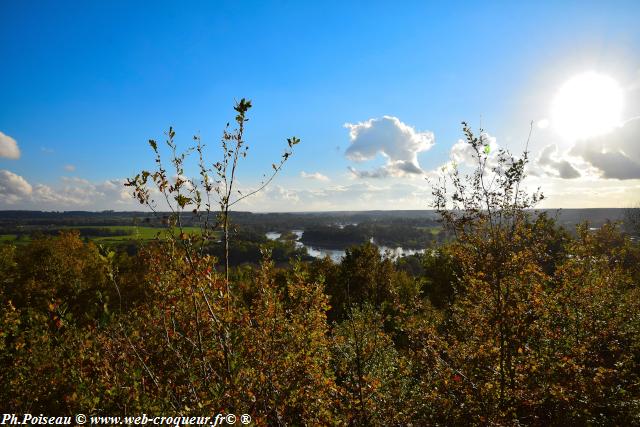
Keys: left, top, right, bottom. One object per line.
{"left": 0, "top": 208, "right": 628, "bottom": 231}
{"left": 0, "top": 227, "right": 134, "bottom": 239}
{"left": 301, "top": 223, "right": 448, "bottom": 249}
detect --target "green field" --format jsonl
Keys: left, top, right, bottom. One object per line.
{"left": 84, "top": 226, "right": 204, "bottom": 242}
{"left": 416, "top": 226, "right": 443, "bottom": 235}
{"left": 0, "top": 225, "right": 209, "bottom": 245}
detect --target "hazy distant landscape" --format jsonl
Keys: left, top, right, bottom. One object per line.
{"left": 0, "top": 208, "right": 630, "bottom": 257}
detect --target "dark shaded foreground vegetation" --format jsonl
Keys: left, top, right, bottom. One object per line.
{"left": 2, "top": 103, "right": 640, "bottom": 426}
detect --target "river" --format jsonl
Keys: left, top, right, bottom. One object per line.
{"left": 265, "top": 230, "right": 424, "bottom": 262}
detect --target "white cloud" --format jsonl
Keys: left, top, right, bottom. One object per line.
{"left": 0, "top": 131, "right": 20, "bottom": 159}
{"left": 300, "top": 171, "right": 330, "bottom": 182}
{"left": 0, "top": 170, "right": 33, "bottom": 204}
{"left": 64, "top": 164, "right": 76, "bottom": 172}
{"left": 345, "top": 116, "right": 434, "bottom": 178}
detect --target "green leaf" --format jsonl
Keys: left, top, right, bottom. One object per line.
{"left": 174, "top": 194, "right": 191, "bottom": 208}
{"left": 287, "top": 136, "right": 300, "bottom": 147}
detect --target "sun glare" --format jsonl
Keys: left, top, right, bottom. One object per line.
{"left": 551, "top": 72, "right": 623, "bottom": 141}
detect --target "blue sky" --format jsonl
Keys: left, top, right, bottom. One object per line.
{"left": 1, "top": 1, "right": 639, "bottom": 211}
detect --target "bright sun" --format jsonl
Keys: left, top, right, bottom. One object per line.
{"left": 551, "top": 72, "right": 624, "bottom": 141}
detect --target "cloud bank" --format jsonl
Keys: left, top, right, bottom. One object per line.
{"left": 0, "top": 171, "right": 135, "bottom": 209}
{"left": 0, "top": 170, "right": 33, "bottom": 204}
{"left": 570, "top": 118, "right": 640, "bottom": 180}
{"left": 236, "top": 181, "right": 432, "bottom": 212}
{"left": 529, "top": 118, "right": 640, "bottom": 181}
